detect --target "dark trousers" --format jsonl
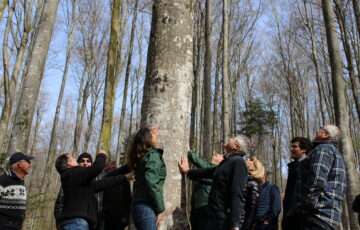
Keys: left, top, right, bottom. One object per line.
{"left": 206, "top": 218, "right": 231, "bottom": 230}
{"left": 190, "top": 212, "right": 208, "bottom": 230}
{"left": 0, "top": 216, "right": 22, "bottom": 230}
{"left": 301, "top": 215, "right": 334, "bottom": 230}
{"left": 282, "top": 215, "right": 301, "bottom": 230}
{"left": 103, "top": 216, "right": 127, "bottom": 230}
{"left": 254, "top": 221, "right": 278, "bottom": 230}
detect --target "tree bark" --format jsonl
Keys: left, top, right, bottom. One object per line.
{"left": 98, "top": 0, "right": 121, "bottom": 152}
{"left": 0, "top": 0, "right": 8, "bottom": 23}
{"left": 202, "top": 0, "right": 212, "bottom": 160}
{"left": 321, "top": 0, "right": 360, "bottom": 229}
{"left": 213, "top": 33, "right": 222, "bottom": 153}
{"left": 42, "top": 0, "right": 76, "bottom": 192}
{"left": 116, "top": 0, "right": 138, "bottom": 165}
{"left": 334, "top": 0, "right": 360, "bottom": 122}
{"left": 140, "top": 0, "right": 193, "bottom": 228}
{"left": 352, "top": 0, "right": 360, "bottom": 50}
{"left": 222, "top": 0, "right": 231, "bottom": 145}
{"left": 7, "top": 0, "right": 60, "bottom": 155}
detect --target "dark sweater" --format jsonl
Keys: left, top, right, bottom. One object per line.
{"left": 0, "top": 169, "right": 27, "bottom": 229}
{"left": 187, "top": 152, "right": 248, "bottom": 228}
{"left": 60, "top": 154, "right": 107, "bottom": 225}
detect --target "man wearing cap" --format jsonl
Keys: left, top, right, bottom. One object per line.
{"left": 0, "top": 152, "right": 34, "bottom": 230}
{"left": 54, "top": 152, "right": 94, "bottom": 228}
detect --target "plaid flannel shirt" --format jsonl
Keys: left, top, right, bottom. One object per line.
{"left": 300, "top": 142, "right": 346, "bottom": 229}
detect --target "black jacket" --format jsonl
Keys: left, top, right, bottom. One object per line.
{"left": 187, "top": 152, "right": 248, "bottom": 228}
{"left": 283, "top": 160, "right": 301, "bottom": 216}
{"left": 60, "top": 154, "right": 114, "bottom": 226}
{"left": 242, "top": 177, "right": 261, "bottom": 230}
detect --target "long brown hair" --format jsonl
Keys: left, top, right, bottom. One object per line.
{"left": 127, "top": 127, "right": 155, "bottom": 169}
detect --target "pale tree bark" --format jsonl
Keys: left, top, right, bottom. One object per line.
{"left": 98, "top": 0, "right": 121, "bottom": 152}
{"left": 202, "top": 0, "right": 212, "bottom": 160}
{"left": 0, "top": 0, "right": 43, "bottom": 162}
{"left": 116, "top": 0, "right": 139, "bottom": 165}
{"left": 140, "top": 0, "right": 193, "bottom": 228}
{"left": 321, "top": 0, "right": 360, "bottom": 229}
{"left": 0, "top": 0, "right": 8, "bottom": 23}
{"left": 222, "top": 0, "right": 231, "bottom": 145}
{"left": 7, "top": 0, "right": 60, "bottom": 155}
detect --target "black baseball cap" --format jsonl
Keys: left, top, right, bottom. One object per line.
{"left": 9, "top": 152, "right": 34, "bottom": 165}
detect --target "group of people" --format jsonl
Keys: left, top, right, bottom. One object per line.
{"left": 0, "top": 123, "right": 354, "bottom": 230}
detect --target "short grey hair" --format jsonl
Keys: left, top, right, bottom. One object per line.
{"left": 11, "top": 162, "right": 19, "bottom": 170}
{"left": 234, "top": 135, "right": 251, "bottom": 154}
{"left": 322, "top": 124, "right": 341, "bottom": 142}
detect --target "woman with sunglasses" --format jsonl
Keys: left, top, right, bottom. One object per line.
{"left": 128, "top": 125, "right": 166, "bottom": 230}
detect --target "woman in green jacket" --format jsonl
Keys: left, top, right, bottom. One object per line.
{"left": 128, "top": 126, "right": 166, "bottom": 230}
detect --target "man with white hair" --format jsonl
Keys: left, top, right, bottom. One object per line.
{"left": 179, "top": 135, "right": 249, "bottom": 230}
{"left": 299, "top": 124, "right": 346, "bottom": 230}
{"left": 0, "top": 152, "right": 34, "bottom": 230}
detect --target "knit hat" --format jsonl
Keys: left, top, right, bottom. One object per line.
{"left": 77, "top": 152, "right": 93, "bottom": 163}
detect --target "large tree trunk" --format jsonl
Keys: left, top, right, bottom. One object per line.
{"left": 202, "top": 0, "right": 212, "bottom": 160}
{"left": 140, "top": 0, "right": 193, "bottom": 228}
{"left": 222, "top": 0, "right": 231, "bottom": 145}
{"left": 116, "top": 0, "right": 138, "bottom": 165}
{"left": 321, "top": 0, "right": 360, "bottom": 229}
{"left": 6, "top": 0, "right": 60, "bottom": 155}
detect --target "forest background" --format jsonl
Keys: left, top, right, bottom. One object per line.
{"left": 0, "top": 0, "right": 359, "bottom": 229}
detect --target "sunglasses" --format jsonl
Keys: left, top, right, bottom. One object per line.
{"left": 79, "top": 159, "right": 91, "bottom": 163}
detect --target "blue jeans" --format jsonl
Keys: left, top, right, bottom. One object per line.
{"left": 60, "top": 218, "right": 89, "bottom": 230}
{"left": 132, "top": 203, "right": 157, "bottom": 230}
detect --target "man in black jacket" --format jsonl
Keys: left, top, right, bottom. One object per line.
{"left": 179, "top": 135, "right": 249, "bottom": 230}
{"left": 282, "top": 137, "right": 312, "bottom": 230}
{"left": 55, "top": 150, "right": 133, "bottom": 230}
{"left": 0, "top": 152, "right": 33, "bottom": 230}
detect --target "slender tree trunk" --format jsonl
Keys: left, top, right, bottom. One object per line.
{"left": 202, "top": 0, "right": 212, "bottom": 159}
{"left": 73, "top": 70, "right": 87, "bottom": 155}
{"left": 222, "top": 0, "right": 230, "bottom": 144}
{"left": 189, "top": 0, "right": 202, "bottom": 151}
{"left": 140, "top": 0, "right": 193, "bottom": 228}
{"left": 213, "top": 34, "right": 222, "bottom": 152}
{"left": 0, "top": 0, "right": 8, "bottom": 23}
{"left": 352, "top": 0, "right": 360, "bottom": 47}
{"left": 98, "top": 0, "right": 121, "bottom": 152}
{"left": 334, "top": 0, "right": 360, "bottom": 121}
{"left": 41, "top": 0, "right": 76, "bottom": 191}
{"left": 321, "top": 0, "right": 360, "bottom": 229}
{"left": 7, "top": 0, "right": 60, "bottom": 155}
{"left": 116, "top": 0, "right": 139, "bottom": 165}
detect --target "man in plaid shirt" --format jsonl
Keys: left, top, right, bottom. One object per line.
{"left": 299, "top": 124, "right": 346, "bottom": 230}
